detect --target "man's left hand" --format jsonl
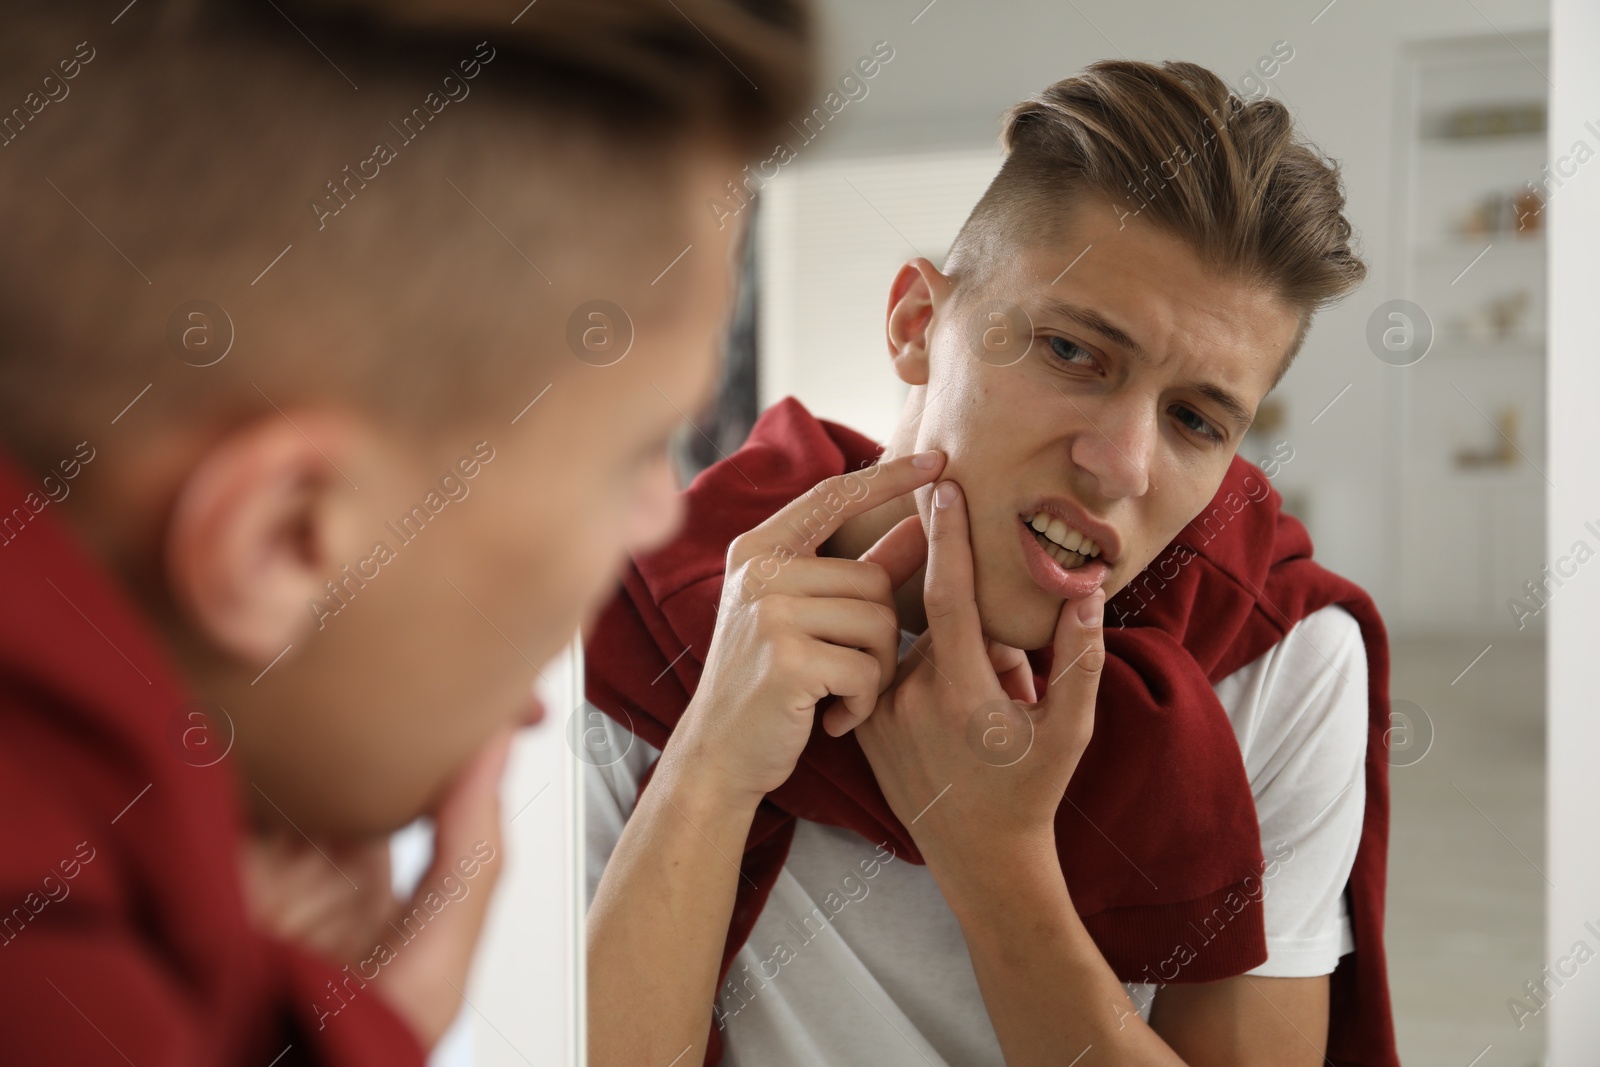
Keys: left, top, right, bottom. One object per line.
{"left": 854, "top": 479, "right": 1106, "bottom": 893}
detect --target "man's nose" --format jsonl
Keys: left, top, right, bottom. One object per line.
{"left": 1068, "top": 398, "right": 1155, "bottom": 499}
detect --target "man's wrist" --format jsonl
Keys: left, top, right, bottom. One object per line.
{"left": 933, "top": 836, "right": 1107, "bottom": 995}
{"left": 926, "top": 827, "right": 1066, "bottom": 925}
{"left": 652, "top": 740, "right": 765, "bottom": 826}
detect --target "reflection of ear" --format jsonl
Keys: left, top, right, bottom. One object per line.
{"left": 165, "top": 413, "right": 360, "bottom": 664}
{"left": 885, "top": 257, "right": 951, "bottom": 387}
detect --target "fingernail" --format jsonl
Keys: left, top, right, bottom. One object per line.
{"left": 1078, "top": 589, "right": 1104, "bottom": 626}
{"left": 933, "top": 481, "right": 958, "bottom": 508}
{"left": 912, "top": 450, "right": 941, "bottom": 470}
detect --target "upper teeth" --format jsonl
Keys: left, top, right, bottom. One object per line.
{"left": 1027, "top": 512, "right": 1101, "bottom": 557}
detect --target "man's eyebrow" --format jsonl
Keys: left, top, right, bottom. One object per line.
{"left": 1194, "top": 383, "right": 1255, "bottom": 434}
{"left": 1038, "top": 299, "right": 1255, "bottom": 434}
{"left": 1041, "top": 300, "right": 1146, "bottom": 359}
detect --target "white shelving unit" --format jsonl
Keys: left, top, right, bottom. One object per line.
{"left": 1391, "top": 33, "right": 1549, "bottom": 634}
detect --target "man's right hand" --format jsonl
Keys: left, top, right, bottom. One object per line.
{"left": 663, "top": 449, "right": 945, "bottom": 804}
{"left": 241, "top": 729, "right": 514, "bottom": 1050}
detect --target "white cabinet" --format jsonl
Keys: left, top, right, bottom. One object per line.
{"left": 1392, "top": 34, "right": 1549, "bottom": 633}
{"left": 1397, "top": 478, "right": 1546, "bottom": 628}
{"left": 1398, "top": 484, "right": 1487, "bottom": 617}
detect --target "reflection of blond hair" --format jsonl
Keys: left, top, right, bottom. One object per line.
{"left": 947, "top": 59, "right": 1366, "bottom": 372}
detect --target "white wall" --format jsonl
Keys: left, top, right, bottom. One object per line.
{"left": 1545, "top": 0, "right": 1600, "bottom": 1056}
{"left": 420, "top": 645, "right": 583, "bottom": 1067}
{"left": 467, "top": 647, "right": 583, "bottom": 1066}
{"left": 758, "top": 149, "right": 1001, "bottom": 442}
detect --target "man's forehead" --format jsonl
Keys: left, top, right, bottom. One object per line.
{"left": 1006, "top": 237, "right": 1298, "bottom": 382}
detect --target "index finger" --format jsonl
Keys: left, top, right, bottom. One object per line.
{"left": 738, "top": 449, "right": 945, "bottom": 564}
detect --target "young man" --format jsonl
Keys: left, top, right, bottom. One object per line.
{"left": 0, "top": 0, "right": 813, "bottom": 1063}
{"left": 586, "top": 61, "right": 1397, "bottom": 1066}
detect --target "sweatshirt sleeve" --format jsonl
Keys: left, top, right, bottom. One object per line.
{"left": 0, "top": 715, "right": 427, "bottom": 1067}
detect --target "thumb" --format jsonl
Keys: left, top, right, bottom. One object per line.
{"left": 922, "top": 481, "right": 990, "bottom": 683}
{"left": 1042, "top": 588, "right": 1106, "bottom": 726}
{"left": 373, "top": 727, "right": 515, "bottom": 1048}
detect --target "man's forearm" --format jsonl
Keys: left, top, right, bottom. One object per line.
{"left": 587, "top": 748, "right": 758, "bottom": 1067}
{"left": 932, "top": 838, "right": 1185, "bottom": 1067}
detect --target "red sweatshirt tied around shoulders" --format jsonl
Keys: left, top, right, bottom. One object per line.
{"left": 587, "top": 397, "right": 1398, "bottom": 1067}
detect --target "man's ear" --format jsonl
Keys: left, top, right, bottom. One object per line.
{"left": 165, "top": 413, "right": 363, "bottom": 664}
{"left": 885, "top": 257, "right": 952, "bottom": 387}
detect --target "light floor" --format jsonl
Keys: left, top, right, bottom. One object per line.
{"left": 1386, "top": 633, "right": 1546, "bottom": 1067}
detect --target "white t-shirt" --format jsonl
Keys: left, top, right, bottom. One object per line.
{"left": 586, "top": 604, "right": 1369, "bottom": 1066}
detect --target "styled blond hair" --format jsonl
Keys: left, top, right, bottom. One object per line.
{"left": 948, "top": 59, "right": 1366, "bottom": 371}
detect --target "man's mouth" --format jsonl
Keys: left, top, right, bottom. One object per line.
{"left": 1022, "top": 510, "right": 1102, "bottom": 570}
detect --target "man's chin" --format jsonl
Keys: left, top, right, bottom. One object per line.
{"left": 977, "top": 591, "right": 1060, "bottom": 653}
{"left": 975, "top": 562, "right": 1131, "bottom": 652}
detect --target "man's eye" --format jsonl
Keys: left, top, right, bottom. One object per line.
{"left": 1171, "top": 405, "right": 1223, "bottom": 444}
{"left": 1046, "top": 335, "right": 1094, "bottom": 366}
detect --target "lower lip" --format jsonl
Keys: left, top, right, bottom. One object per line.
{"left": 1015, "top": 518, "right": 1111, "bottom": 601}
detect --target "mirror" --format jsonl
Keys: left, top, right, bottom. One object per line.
{"left": 583, "top": 2, "right": 1555, "bottom": 1066}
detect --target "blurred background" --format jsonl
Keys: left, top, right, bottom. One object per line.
{"left": 678, "top": 1, "right": 1553, "bottom": 1063}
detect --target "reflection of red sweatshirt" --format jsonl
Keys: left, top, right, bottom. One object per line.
{"left": 0, "top": 452, "right": 424, "bottom": 1067}
{"left": 588, "top": 397, "right": 1398, "bottom": 1067}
